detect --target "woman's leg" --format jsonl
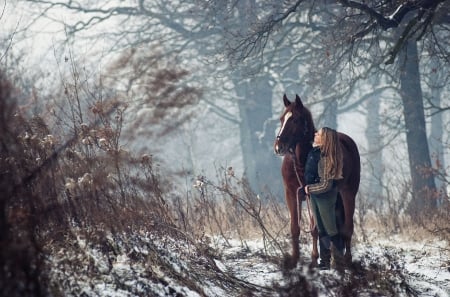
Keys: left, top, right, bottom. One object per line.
{"left": 311, "top": 195, "right": 331, "bottom": 269}
{"left": 314, "top": 189, "right": 345, "bottom": 270}
{"left": 314, "top": 189, "right": 338, "bottom": 237}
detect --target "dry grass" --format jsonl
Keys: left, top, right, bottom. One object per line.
{"left": 1, "top": 63, "right": 448, "bottom": 296}
{"left": 0, "top": 62, "right": 196, "bottom": 296}
{"left": 175, "top": 173, "right": 290, "bottom": 240}
{"left": 355, "top": 189, "right": 450, "bottom": 244}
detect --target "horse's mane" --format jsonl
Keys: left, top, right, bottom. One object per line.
{"left": 301, "top": 106, "right": 316, "bottom": 144}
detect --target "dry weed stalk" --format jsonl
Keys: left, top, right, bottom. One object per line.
{"left": 174, "top": 167, "right": 290, "bottom": 258}
{"left": 0, "top": 52, "right": 196, "bottom": 295}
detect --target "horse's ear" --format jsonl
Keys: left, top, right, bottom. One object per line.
{"left": 283, "top": 94, "right": 291, "bottom": 107}
{"left": 295, "top": 94, "right": 304, "bottom": 109}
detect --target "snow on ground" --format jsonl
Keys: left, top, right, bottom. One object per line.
{"left": 45, "top": 231, "right": 449, "bottom": 296}
{"left": 211, "top": 235, "right": 450, "bottom": 296}
{"left": 369, "top": 236, "right": 450, "bottom": 297}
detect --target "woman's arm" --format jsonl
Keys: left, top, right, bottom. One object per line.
{"left": 305, "top": 158, "right": 334, "bottom": 195}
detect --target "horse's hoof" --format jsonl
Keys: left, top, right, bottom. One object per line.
{"left": 282, "top": 254, "right": 298, "bottom": 270}
{"left": 344, "top": 253, "right": 352, "bottom": 264}
{"left": 309, "top": 259, "right": 318, "bottom": 268}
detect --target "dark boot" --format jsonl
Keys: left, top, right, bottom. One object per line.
{"left": 318, "top": 235, "right": 331, "bottom": 270}
{"left": 330, "top": 234, "right": 345, "bottom": 271}
{"left": 330, "top": 234, "right": 344, "bottom": 255}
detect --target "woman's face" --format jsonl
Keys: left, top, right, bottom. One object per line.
{"left": 313, "top": 129, "right": 324, "bottom": 146}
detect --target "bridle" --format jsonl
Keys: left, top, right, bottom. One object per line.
{"left": 277, "top": 109, "right": 315, "bottom": 232}
{"left": 291, "top": 151, "right": 315, "bottom": 234}
{"left": 276, "top": 112, "right": 309, "bottom": 154}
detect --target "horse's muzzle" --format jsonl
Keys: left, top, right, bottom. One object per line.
{"left": 274, "top": 141, "right": 288, "bottom": 156}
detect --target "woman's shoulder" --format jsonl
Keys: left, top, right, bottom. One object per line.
{"left": 310, "top": 146, "right": 321, "bottom": 156}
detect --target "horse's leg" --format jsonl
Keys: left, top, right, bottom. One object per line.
{"left": 340, "top": 190, "right": 355, "bottom": 263}
{"left": 285, "top": 187, "right": 300, "bottom": 269}
{"left": 311, "top": 226, "right": 319, "bottom": 267}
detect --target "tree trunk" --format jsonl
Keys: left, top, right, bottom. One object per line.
{"left": 398, "top": 40, "right": 437, "bottom": 212}
{"left": 322, "top": 98, "right": 338, "bottom": 128}
{"left": 321, "top": 74, "right": 337, "bottom": 129}
{"left": 232, "top": 0, "right": 283, "bottom": 196}
{"left": 235, "top": 76, "right": 282, "bottom": 195}
{"left": 428, "top": 62, "right": 445, "bottom": 204}
{"left": 365, "top": 87, "right": 383, "bottom": 209}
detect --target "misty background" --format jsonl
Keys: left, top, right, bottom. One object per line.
{"left": 2, "top": 0, "right": 449, "bottom": 211}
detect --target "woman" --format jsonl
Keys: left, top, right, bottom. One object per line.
{"left": 304, "top": 127, "right": 344, "bottom": 270}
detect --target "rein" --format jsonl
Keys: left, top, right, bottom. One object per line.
{"left": 291, "top": 152, "right": 316, "bottom": 233}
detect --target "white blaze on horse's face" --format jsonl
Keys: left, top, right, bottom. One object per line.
{"left": 275, "top": 111, "right": 292, "bottom": 153}
{"left": 278, "top": 111, "right": 292, "bottom": 139}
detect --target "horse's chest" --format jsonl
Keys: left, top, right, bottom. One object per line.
{"left": 281, "top": 158, "right": 302, "bottom": 180}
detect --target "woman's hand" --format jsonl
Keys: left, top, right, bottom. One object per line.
{"left": 298, "top": 186, "right": 306, "bottom": 201}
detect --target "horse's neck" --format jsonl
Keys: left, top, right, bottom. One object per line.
{"left": 297, "top": 117, "right": 314, "bottom": 163}
{"left": 295, "top": 141, "right": 313, "bottom": 167}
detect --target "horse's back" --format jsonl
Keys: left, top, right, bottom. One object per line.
{"left": 338, "top": 132, "right": 360, "bottom": 195}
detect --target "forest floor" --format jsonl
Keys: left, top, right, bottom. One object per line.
{"left": 44, "top": 227, "right": 449, "bottom": 297}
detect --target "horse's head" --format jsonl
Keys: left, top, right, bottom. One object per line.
{"left": 274, "top": 94, "right": 314, "bottom": 156}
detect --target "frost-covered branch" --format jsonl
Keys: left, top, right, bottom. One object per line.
{"left": 337, "top": 0, "right": 446, "bottom": 63}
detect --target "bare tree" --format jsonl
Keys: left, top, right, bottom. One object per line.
{"left": 17, "top": 0, "right": 450, "bottom": 207}
{"left": 216, "top": 0, "right": 449, "bottom": 65}
{"left": 201, "top": 0, "right": 449, "bottom": 210}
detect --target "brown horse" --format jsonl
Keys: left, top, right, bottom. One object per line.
{"left": 274, "top": 94, "right": 360, "bottom": 269}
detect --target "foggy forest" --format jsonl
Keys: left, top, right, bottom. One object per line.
{"left": 1, "top": 1, "right": 449, "bottom": 296}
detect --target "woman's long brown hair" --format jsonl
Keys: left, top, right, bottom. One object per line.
{"left": 321, "top": 127, "right": 343, "bottom": 180}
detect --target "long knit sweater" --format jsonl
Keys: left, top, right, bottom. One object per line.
{"left": 307, "top": 156, "right": 335, "bottom": 195}
{"left": 304, "top": 146, "right": 321, "bottom": 185}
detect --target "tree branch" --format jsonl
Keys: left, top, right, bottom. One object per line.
{"left": 337, "top": 0, "right": 447, "bottom": 64}
{"left": 226, "top": 0, "right": 304, "bottom": 62}
{"left": 338, "top": 0, "right": 445, "bottom": 30}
